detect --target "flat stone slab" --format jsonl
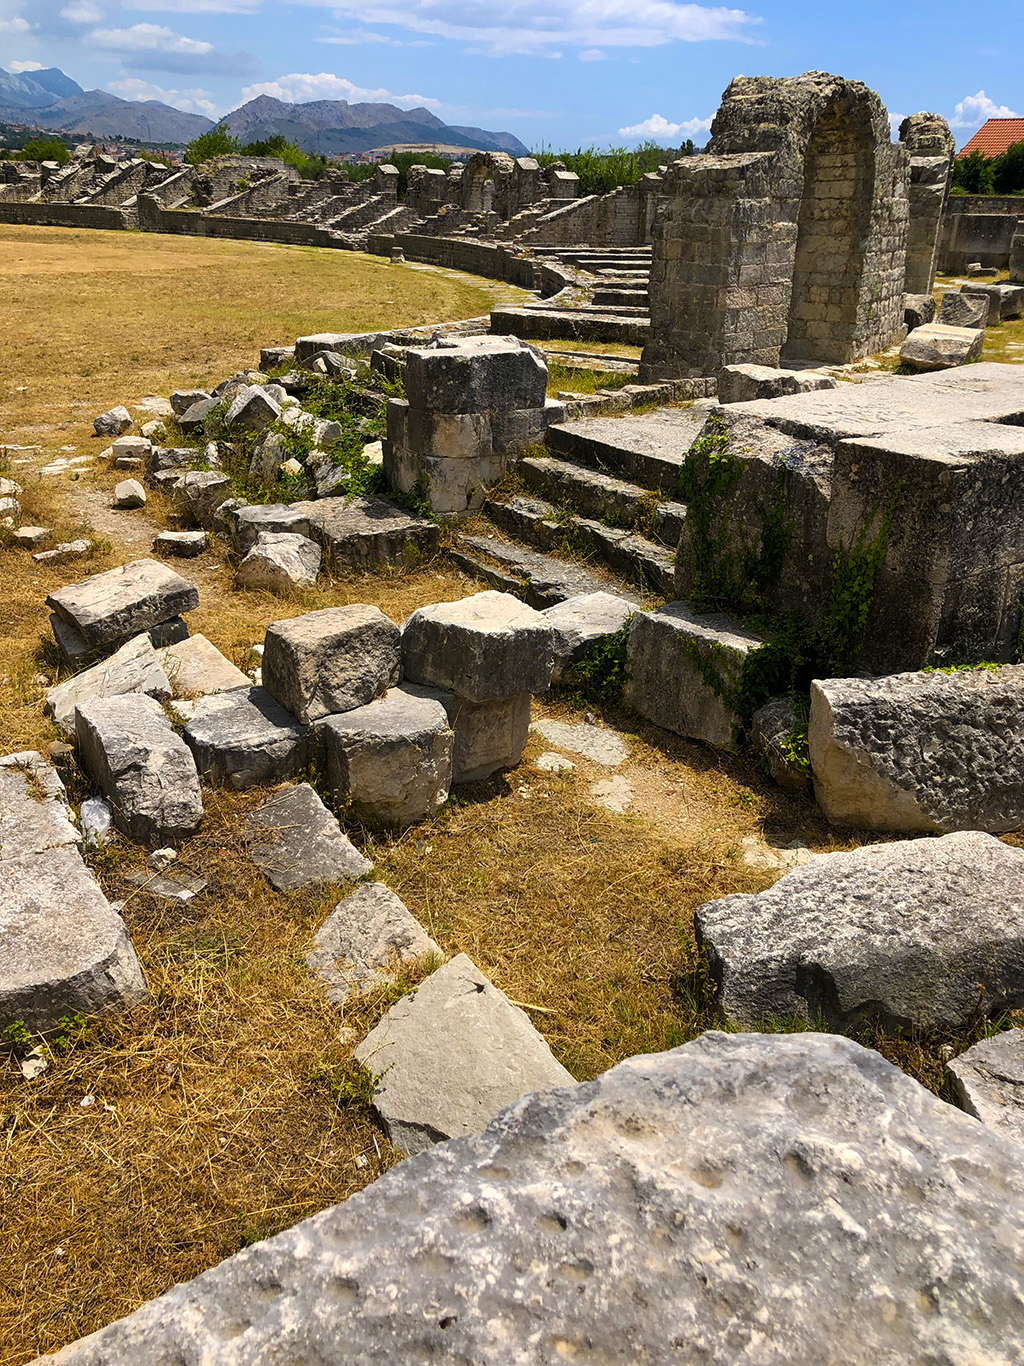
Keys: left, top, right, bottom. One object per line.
{"left": 540, "top": 590, "right": 636, "bottom": 684}
{"left": 696, "top": 830, "right": 1024, "bottom": 1033}
{"left": 154, "top": 530, "right": 207, "bottom": 558}
{"left": 402, "top": 590, "right": 554, "bottom": 703}
{"left": 76, "top": 694, "right": 204, "bottom": 847}
{"left": 181, "top": 687, "right": 307, "bottom": 790}
{"left": 45, "top": 633, "right": 171, "bottom": 734}
{"left": 355, "top": 952, "right": 574, "bottom": 1155}
{"left": 26, "top": 1032, "right": 1024, "bottom": 1365}
{"left": 0, "top": 751, "right": 80, "bottom": 860}
{"left": 295, "top": 495, "right": 441, "bottom": 570}
{"left": 230, "top": 503, "right": 312, "bottom": 553}
{"left": 307, "top": 882, "right": 441, "bottom": 1002}
{"left": 47, "top": 558, "right": 199, "bottom": 649}
{"left": 246, "top": 783, "right": 371, "bottom": 892}
{"left": 263, "top": 606, "right": 401, "bottom": 724}
{"left": 810, "top": 667, "right": 1024, "bottom": 833}
{"left": 948, "top": 1028, "right": 1024, "bottom": 1146}
{"left": 156, "top": 633, "right": 249, "bottom": 698}
{"left": 532, "top": 719, "right": 627, "bottom": 767}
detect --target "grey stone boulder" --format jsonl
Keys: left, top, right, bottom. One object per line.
{"left": 900, "top": 322, "right": 985, "bottom": 371}
{"left": 154, "top": 530, "right": 207, "bottom": 558}
{"left": 695, "top": 830, "right": 1024, "bottom": 1033}
{"left": 27, "top": 1030, "right": 1024, "bottom": 1366}
{"left": 111, "top": 435, "right": 151, "bottom": 461}
{"left": 540, "top": 590, "right": 636, "bottom": 685}
{"left": 903, "top": 292, "right": 937, "bottom": 331}
{"left": 235, "top": 531, "right": 321, "bottom": 594}
{"left": 355, "top": 953, "right": 573, "bottom": 1155}
{"left": 307, "top": 883, "right": 441, "bottom": 1003}
{"left": 293, "top": 494, "right": 441, "bottom": 571}
{"left": 752, "top": 695, "right": 812, "bottom": 794}
{"left": 230, "top": 502, "right": 313, "bottom": 554}
{"left": 156, "top": 634, "right": 249, "bottom": 698}
{"left": 717, "top": 363, "right": 836, "bottom": 405}
{"left": 12, "top": 525, "right": 50, "bottom": 550}
{"left": 224, "top": 386, "right": 281, "bottom": 435}
{"left": 938, "top": 290, "right": 990, "bottom": 329}
{"left": 50, "top": 612, "right": 189, "bottom": 668}
{"left": 180, "top": 687, "right": 307, "bottom": 790}
{"left": 263, "top": 606, "right": 400, "bottom": 725}
{"left": 47, "top": 559, "right": 199, "bottom": 650}
{"left": 93, "top": 405, "right": 132, "bottom": 437}
{"left": 75, "top": 694, "right": 204, "bottom": 847}
{"left": 169, "top": 389, "right": 210, "bottom": 416}
{"left": 961, "top": 282, "right": 1024, "bottom": 323}
{"left": 416, "top": 687, "right": 532, "bottom": 783}
{"left": 245, "top": 783, "right": 371, "bottom": 892}
{"left": 624, "top": 601, "right": 764, "bottom": 751}
{"left": 176, "top": 398, "right": 220, "bottom": 433}
{"left": 176, "top": 470, "right": 232, "bottom": 524}
{"left": 809, "top": 667, "right": 1024, "bottom": 832}
{"left": 247, "top": 429, "right": 289, "bottom": 484}
{"left": 112, "top": 479, "right": 146, "bottom": 509}
{"left": 948, "top": 1028, "right": 1024, "bottom": 1146}
{"left": 0, "top": 751, "right": 79, "bottom": 860}
{"left": 45, "top": 632, "right": 171, "bottom": 734}
{"left": 319, "top": 686, "right": 453, "bottom": 826}
{"left": 402, "top": 590, "right": 553, "bottom": 703}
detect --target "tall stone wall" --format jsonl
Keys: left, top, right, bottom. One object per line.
{"left": 642, "top": 72, "right": 910, "bottom": 379}
{"left": 0, "top": 201, "right": 129, "bottom": 230}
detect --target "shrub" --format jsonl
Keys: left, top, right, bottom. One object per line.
{"left": 17, "top": 137, "right": 70, "bottom": 166}
{"left": 184, "top": 123, "right": 240, "bottom": 165}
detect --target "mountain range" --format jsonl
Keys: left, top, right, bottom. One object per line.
{"left": 0, "top": 66, "right": 528, "bottom": 156}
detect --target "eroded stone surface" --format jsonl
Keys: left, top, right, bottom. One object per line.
{"left": 402, "top": 591, "right": 553, "bottom": 703}
{"left": 246, "top": 783, "right": 371, "bottom": 892}
{"left": 47, "top": 559, "right": 199, "bottom": 649}
{"left": 696, "top": 831, "right": 1024, "bottom": 1032}
{"left": 235, "top": 532, "right": 321, "bottom": 594}
{"left": 36, "top": 1032, "right": 1024, "bottom": 1366}
{"left": 156, "top": 634, "right": 249, "bottom": 699}
{"left": 307, "top": 882, "right": 441, "bottom": 1002}
{"left": 540, "top": 590, "right": 636, "bottom": 685}
{"left": 263, "top": 606, "right": 401, "bottom": 724}
{"left": 45, "top": 634, "right": 171, "bottom": 734}
{"left": 948, "top": 1028, "right": 1024, "bottom": 1145}
{"left": 181, "top": 687, "right": 307, "bottom": 791}
{"left": 531, "top": 719, "right": 627, "bottom": 767}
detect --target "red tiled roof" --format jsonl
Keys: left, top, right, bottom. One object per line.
{"left": 958, "top": 118, "right": 1024, "bottom": 158}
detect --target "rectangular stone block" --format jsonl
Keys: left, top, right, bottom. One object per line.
{"left": 403, "top": 337, "right": 548, "bottom": 416}
{"left": 402, "top": 591, "right": 553, "bottom": 703}
{"left": 47, "top": 559, "right": 199, "bottom": 650}
{"left": 263, "top": 606, "right": 401, "bottom": 724}
{"left": 180, "top": 687, "right": 307, "bottom": 790}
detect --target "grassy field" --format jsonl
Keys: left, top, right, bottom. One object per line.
{"left": 1, "top": 231, "right": 1021, "bottom": 1363}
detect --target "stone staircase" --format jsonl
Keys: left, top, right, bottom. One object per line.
{"left": 454, "top": 405, "right": 707, "bottom": 606}
{"left": 491, "top": 245, "right": 652, "bottom": 346}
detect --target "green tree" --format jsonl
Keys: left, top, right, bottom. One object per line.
{"left": 17, "top": 136, "right": 70, "bottom": 165}
{"left": 184, "top": 122, "right": 239, "bottom": 165}
{"left": 951, "top": 149, "right": 996, "bottom": 195}
{"left": 992, "top": 139, "right": 1024, "bottom": 194}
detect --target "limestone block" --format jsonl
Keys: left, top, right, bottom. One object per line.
{"left": 12, "top": 526, "right": 49, "bottom": 550}
{"left": 809, "top": 667, "right": 1024, "bottom": 832}
{"left": 176, "top": 470, "right": 232, "bottom": 524}
{"left": 223, "top": 386, "right": 281, "bottom": 434}
{"left": 181, "top": 687, "right": 307, "bottom": 791}
{"left": 235, "top": 532, "right": 321, "bottom": 594}
{"left": 147, "top": 446, "right": 195, "bottom": 474}
{"left": 320, "top": 687, "right": 453, "bottom": 826}
{"left": 154, "top": 530, "right": 207, "bottom": 557}
{"left": 624, "top": 602, "right": 764, "bottom": 751}
{"left": 93, "top": 405, "right": 132, "bottom": 437}
{"left": 308, "top": 882, "right": 441, "bottom": 1003}
{"left": 948, "top": 1029, "right": 1024, "bottom": 1146}
{"left": 248, "top": 429, "right": 289, "bottom": 484}
{"left": 961, "top": 283, "right": 1024, "bottom": 324}
{"left": 937, "top": 291, "right": 990, "bottom": 330}
{"left": 0, "top": 751, "right": 79, "bottom": 861}
{"left": 156, "top": 634, "right": 249, "bottom": 698}
{"left": 31, "top": 1030, "right": 1024, "bottom": 1365}
{"left": 540, "top": 591, "right": 637, "bottom": 685}
{"left": 75, "top": 694, "right": 203, "bottom": 847}
{"left": 177, "top": 398, "right": 220, "bottom": 432}
{"left": 245, "top": 783, "right": 371, "bottom": 892}
{"left": 402, "top": 591, "right": 553, "bottom": 703}
{"left": 170, "top": 388, "right": 211, "bottom": 416}
{"left": 263, "top": 606, "right": 401, "bottom": 724}
{"left": 111, "top": 436, "right": 151, "bottom": 461}
{"left": 531, "top": 718, "right": 627, "bottom": 768}
{"left": 751, "top": 696, "right": 811, "bottom": 794}
{"left": 903, "top": 293, "right": 936, "bottom": 331}
{"left": 47, "top": 558, "right": 199, "bottom": 650}
{"left": 695, "top": 830, "right": 1024, "bottom": 1032}
{"left": 45, "top": 633, "right": 171, "bottom": 734}
{"left": 431, "top": 688, "right": 531, "bottom": 783}
{"left": 355, "top": 953, "right": 573, "bottom": 1155}
{"left": 294, "top": 495, "right": 441, "bottom": 571}
{"left": 403, "top": 336, "right": 548, "bottom": 416}
{"left": 717, "top": 364, "right": 837, "bottom": 404}
{"left": 418, "top": 452, "right": 507, "bottom": 513}
{"left": 230, "top": 502, "right": 312, "bottom": 553}
{"left": 900, "top": 323, "right": 984, "bottom": 371}
{"left": 112, "top": 479, "right": 146, "bottom": 509}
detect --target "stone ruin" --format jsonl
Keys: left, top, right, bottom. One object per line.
{"left": 8, "top": 66, "right": 1024, "bottom": 1366}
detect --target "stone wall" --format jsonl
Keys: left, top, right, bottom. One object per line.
{"left": 136, "top": 196, "right": 337, "bottom": 246}
{"left": 516, "top": 178, "right": 657, "bottom": 247}
{"left": 0, "top": 201, "right": 130, "bottom": 230}
{"left": 939, "top": 198, "right": 1024, "bottom": 272}
{"left": 365, "top": 231, "right": 541, "bottom": 288}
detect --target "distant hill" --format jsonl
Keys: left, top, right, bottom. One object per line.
{"left": 0, "top": 65, "right": 529, "bottom": 156}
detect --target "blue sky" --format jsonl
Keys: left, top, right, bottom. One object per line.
{"left": 0, "top": 0, "right": 1020, "bottom": 147}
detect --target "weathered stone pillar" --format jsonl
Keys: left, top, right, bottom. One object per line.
{"left": 383, "top": 337, "right": 548, "bottom": 515}
{"left": 899, "top": 113, "right": 955, "bottom": 295}
{"left": 1011, "top": 220, "right": 1024, "bottom": 283}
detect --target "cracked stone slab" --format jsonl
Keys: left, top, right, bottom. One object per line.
{"left": 32, "top": 1031, "right": 1024, "bottom": 1366}
{"left": 307, "top": 882, "right": 441, "bottom": 1002}
{"left": 355, "top": 952, "right": 574, "bottom": 1156}
{"left": 156, "top": 634, "right": 249, "bottom": 699}
{"left": 948, "top": 1028, "right": 1024, "bottom": 1146}
{"left": 45, "top": 633, "right": 171, "bottom": 735}
{"left": 246, "top": 783, "right": 371, "bottom": 892}
{"left": 532, "top": 719, "right": 627, "bottom": 767}
{"left": 46, "top": 559, "right": 199, "bottom": 650}
{"left": 0, "top": 751, "right": 80, "bottom": 861}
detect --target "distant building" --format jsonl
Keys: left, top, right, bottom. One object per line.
{"left": 958, "top": 118, "right": 1024, "bottom": 158}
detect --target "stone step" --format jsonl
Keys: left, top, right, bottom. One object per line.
{"left": 545, "top": 408, "right": 707, "bottom": 493}
{"left": 483, "top": 496, "right": 674, "bottom": 596}
{"left": 451, "top": 533, "right": 637, "bottom": 608}
{"left": 490, "top": 307, "right": 649, "bottom": 346}
{"left": 591, "top": 289, "right": 649, "bottom": 307}
{"left": 518, "top": 455, "right": 685, "bottom": 545}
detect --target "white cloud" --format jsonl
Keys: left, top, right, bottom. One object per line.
{"left": 9, "top": 59, "right": 43, "bottom": 71}
{"left": 241, "top": 72, "right": 442, "bottom": 110}
{"left": 0, "top": 15, "right": 31, "bottom": 31}
{"left": 122, "top": 0, "right": 260, "bottom": 12}
{"left": 61, "top": 2, "right": 105, "bottom": 20}
{"left": 107, "top": 75, "right": 220, "bottom": 117}
{"left": 951, "top": 90, "right": 1019, "bottom": 129}
{"left": 86, "top": 21, "right": 213, "bottom": 53}
{"left": 286, "top": 0, "right": 760, "bottom": 55}
{"left": 619, "top": 111, "right": 711, "bottom": 139}
{"left": 579, "top": 48, "right": 606, "bottom": 60}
